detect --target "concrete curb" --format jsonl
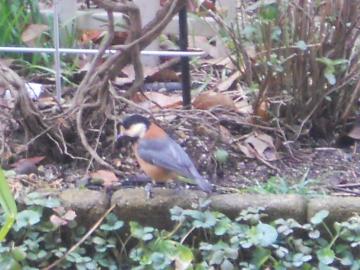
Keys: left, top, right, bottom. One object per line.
{"left": 58, "top": 188, "right": 360, "bottom": 228}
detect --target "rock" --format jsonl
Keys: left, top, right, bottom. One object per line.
{"left": 210, "top": 194, "right": 307, "bottom": 222}
{"left": 59, "top": 188, "right": 110, "bottom": 224}
{"left": 307, "top": 196, "right": 360, "bottom": 224}
{"left": 111, "top": 188, "right": 207, "bottom": 229}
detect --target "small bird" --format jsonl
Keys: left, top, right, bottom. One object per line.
{"left": 117, "top": 114, "right": 212, "bottom": 193}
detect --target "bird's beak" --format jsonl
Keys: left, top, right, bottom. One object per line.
{"left": 116, "top": 125, "right": 125, "bottom": 141}
{"left": 116, "top": 133, "right": 123, "bottom": 141}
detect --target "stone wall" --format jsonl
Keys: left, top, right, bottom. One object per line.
{"left": 59, "top": 188, "right": 360, "bottom": 228}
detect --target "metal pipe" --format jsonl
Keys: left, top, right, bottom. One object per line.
{"left": 179, "top": 7, "right": 191, "bottom": 109}
{"left": 0, "top": 47, "right": 204, "bottom": 56}
{"left": 53, "top": 0, "right": 62, "bottom": 101}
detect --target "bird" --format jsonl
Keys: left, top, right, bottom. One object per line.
{"left": 117, "top": 114, "right": 213, "bottom": 193}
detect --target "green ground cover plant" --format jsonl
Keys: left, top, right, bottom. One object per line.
{"left": 0, "top": 193, "right": 359, "bottom": 269}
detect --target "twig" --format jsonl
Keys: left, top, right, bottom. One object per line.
{"left": 86, "top": 118, "right": 108, "bottom": 173}
{"left": 42, "top": 204, "right": 116, "bottom": 270}
{"left": 76, "top": 103, "right": 121, "bottom": 174}
{"left": 108, "top": 82, "right": 151, "bottom": 114}
{"left": 331, "top": 186, "right": 360, "bottom": 196}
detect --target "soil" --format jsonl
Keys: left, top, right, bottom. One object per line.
{"left": 3, "top": 0, "right": 360, "bottom": 197}
{"left": 4, "top": 105, "right": 360, "bottom": 198}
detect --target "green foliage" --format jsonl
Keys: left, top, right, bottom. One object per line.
{"left": 0, "top": 194, "right": 360, "bottom": 269}
{"left": 214, "top": 148, "right": 230, "bottom": 165}
{"left": 247, "top": 176, "right": 320, "bottom": 195}
{"left": 0, "top": 168, "right": 17, "bottom": 241}
{"left": 0, "top": 0, "right": 50, "bottom": 64}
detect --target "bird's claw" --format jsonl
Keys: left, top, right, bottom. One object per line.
{"left": 144, "top": 183, "right": 153, "bottom": 199}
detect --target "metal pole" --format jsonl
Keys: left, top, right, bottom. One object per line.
{"left": 0, "top": 47, "right": 204, "bottom": 56}
{"left": 178, "top": 6, "right": 191, "bottom": 109}
{"left": 53, "top": 0, "right": 62, "bottom": 101}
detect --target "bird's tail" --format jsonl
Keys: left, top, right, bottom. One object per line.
{"left": 188, "top": 166, "right": 213, "bottom": 193}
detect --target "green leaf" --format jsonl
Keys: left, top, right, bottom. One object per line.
{"left": 193, "top": 211, "right": 217, "bottom": 228}
{"left": 215, "top": 218, "right": 231, "bottom": 236}
{"left": 100, "top": 213, "right": 123, "bottom": 231}
{"left": 293, "top": 253, "right": 312, "bottom": 267}
{"left": 0, "top": 168, "right": 17, "bottom": 240}
{"left": 259, "top": 4, "right": 279, "bottom": 21}
{"left": 92, "top": 236, "right": 106, "bottom": 246}
{"left": 129, "top": 221, "right": 154, "bottom": 241}
{"left": 251, "top": 247, "right": 271, "bottom": 268}
{"left": 317, "top": 247, "right": 335, "bottom": 265}
{"left": 24, "top": 192, "right": 60, "bottom": 208}
{"left": 149, "top": 252, "right": 171, "bottom": 268}
{"left": 10, "top": 247, "right": 26, "bottom": 261}
{"left": 256, "top": 223, "right": 278, "bottom": 247}
{"left": 0, "top": 256, "right": 21, "bottom": 270}
{"left": 308, "top": 229, "right": 320, "bottom": 239}
{"left": 324, "top": 71, "right": 336, "bottom": 85}
{"left": 311, "top": 210, "right": 329, "bottom": 225}
{"left": 295, "top": 40, "right": 308, "bottom": 51}
{"left": 14, "top": 209, "right": 41, "bottom": 230}
{"left": 221, "top": 259, "right": 234, "bottom": 270}
{"left": 176, "top": 245, "right": 193, "bottom": 263}
{"left": 209, "top": 250, "right": 224, "bottom": 265}
{"left": 214, "top": 148, "right": 229, "bottom": 164}
{"left": 170, "top": 206, "right": 185, "bottom": 221}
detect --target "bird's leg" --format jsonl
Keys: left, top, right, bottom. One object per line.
{"left": 144, "top": 182, "right": 153, "bottom": 199}
{"left": 165, "top": 179, "right": 183, "bottom": 193}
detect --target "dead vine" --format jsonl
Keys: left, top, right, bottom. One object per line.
{"left": 0, "top": 0, "right": 187, "bottom": 171}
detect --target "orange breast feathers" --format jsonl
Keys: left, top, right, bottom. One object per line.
{"left": 133, "top": 143, "right": 174, "bottom": 182}
{"left": 143, "top": 123, "right": 167, "bottom": 139}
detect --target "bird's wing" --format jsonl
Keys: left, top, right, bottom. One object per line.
{"left": 138, "top": 137, "right": 197, "bottom": 178}
{"left": 137, "top": 137, "right": 212, "bottom": 192}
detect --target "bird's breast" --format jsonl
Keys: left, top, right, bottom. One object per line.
{"left": 133, "top": 143, "right": 174, "bottom": 182}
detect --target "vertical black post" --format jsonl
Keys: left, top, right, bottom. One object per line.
{"left": 179, "top": 6, "right": 191, "bottom": 109}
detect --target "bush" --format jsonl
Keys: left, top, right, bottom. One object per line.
{"left": 215, "top": 0, "right": 360, "bottom": 138}
{"left": 1, "top": 194, "right": 360, "bottom": 269}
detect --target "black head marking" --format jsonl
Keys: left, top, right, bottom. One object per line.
{"left": 122, "top": 114, "right": 150, "bottom": 129}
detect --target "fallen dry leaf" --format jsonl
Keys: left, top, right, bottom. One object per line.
{"left": 234, "top": 98, "right": 253, "bottom": 114}
{"left": 50, "top": 210, "right": 76, "bottom": 227}
{"left": 37, "top": 96, "right": 58, "bottom": 109}
{"left": 193, "top": 91, "right": 236, "bottom": 110}
{"left": 80, "top": 30, "right": 104, "bottom": 43}
{"left": 216, "top": 71, "right": 240, "bottom": 92}
{"left": 21, "top": 24, "right": 49, "bottom": 45}
{"left": 219, "top": 125, "right": 233, "bottom": 141}
{"left": 90, "top": 169, "right": 118, "bottom": 187}
{"left": 122, "top": 59, "right": 178, "bottom": 82}
{"left": 347, "top": 117, "right": 360, "bottom": 140}
{"left": 62, "top": 210, "right": 77, "bottom": 221}
{"left": 255, "top": 100, "right": 270, "bottom": 121}
{"left": 50, "top": 215, "right": 67, "bottom": 226}
{"left": 189, "top": 36, "right": 219, "bottom": 58}
{"left": 147, "top": 69, "right": 179, "bottom": 82}
{"left": 200, "top": 56, "right": 235, "bottom": 69}
{"left": 11, "top": 156, "right": 45, "bottom": 174}
{"left": 134, "top": 92, "right": 182, "bottom": 111}
{"left": 237, "top": 132, "right": 278, "bottom": 161}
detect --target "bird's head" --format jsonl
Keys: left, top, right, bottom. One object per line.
{"left": 117, "top": 114, "right": 150, "bottom": 140}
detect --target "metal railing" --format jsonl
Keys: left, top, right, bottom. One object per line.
{"left": 0, "top": 1, "right": 203, "bottom": 106}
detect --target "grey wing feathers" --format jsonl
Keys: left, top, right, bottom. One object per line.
{"left": 137, "top": 137, "right": 212, "bottom": 192}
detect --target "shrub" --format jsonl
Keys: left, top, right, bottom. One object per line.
{"left": 214, "top": 0, "right": 360, "bottom": 138}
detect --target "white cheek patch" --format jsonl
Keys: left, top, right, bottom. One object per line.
{"left": 127, "top": 123, "right": 146, "bottom": 138}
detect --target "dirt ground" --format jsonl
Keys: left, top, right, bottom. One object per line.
{"left": 5, "top": 106, "right": 360, "bottom": 198}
